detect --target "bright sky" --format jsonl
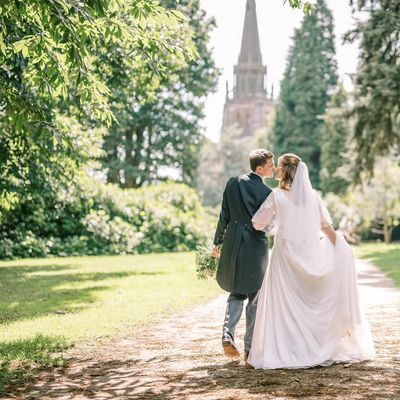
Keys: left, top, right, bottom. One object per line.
{"left": 199, "top": 0, "right": 360, "bottom": 142}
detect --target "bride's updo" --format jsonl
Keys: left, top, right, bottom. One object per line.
{"left": 278, "top": 153, "right": 302, "bottom": 191}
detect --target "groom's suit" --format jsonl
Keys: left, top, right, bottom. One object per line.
{"left": 214, "top": 172, "right": 271, "bottom": 293}
{"left": 214, "top": 172, "right": 271, "bottom": 355}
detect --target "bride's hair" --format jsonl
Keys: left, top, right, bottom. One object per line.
{"left": 278, "top": 153, "right": 302, "bottom": 190}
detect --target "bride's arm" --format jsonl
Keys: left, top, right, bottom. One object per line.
{"left": 322, "top": 224, "right": 336, "bottom": 245}
{"left": 252, "top": 192, "right": 276, "bottom": 232}
{"left": 316, "top": 191, "right": 336, "bottom": 245}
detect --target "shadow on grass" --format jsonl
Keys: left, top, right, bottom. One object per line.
{"left": 0, "top": 264, "right": 165, "bottom": 324}
{"left": 0, "top": 334, "right": 70, "bottom": 396}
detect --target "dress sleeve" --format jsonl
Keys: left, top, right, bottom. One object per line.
{"left": 316, "top": 192, "right": 333, "bottom": 228}
{"left": 252, "top": 192, "right": 277, "bottom": 234}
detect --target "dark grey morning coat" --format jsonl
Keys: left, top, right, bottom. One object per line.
{"left": 213, "top": 173, "right": 272, "bottom": 294}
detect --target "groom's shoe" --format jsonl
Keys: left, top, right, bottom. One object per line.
{"left": 222, "top": 335, "right": 240, "bottom": 358}
{"left": 243, "top": 352, "right": 253, "bottom": 368}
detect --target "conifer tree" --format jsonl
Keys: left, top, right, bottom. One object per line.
{"left": 345, "top": 0, "right": 400, "bottom": 181}
{"left": 273, "top": 0, "right": 337, "bottom": 187}
{"left": 320, "top": 83, "right": 352, "bottom": 194}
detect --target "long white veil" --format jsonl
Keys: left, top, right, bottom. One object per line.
{"left": 281, "top": 162, "right": 320, "bottom": 247}
{"left": 277, "top": 161, "right": 336, "bottom": 278}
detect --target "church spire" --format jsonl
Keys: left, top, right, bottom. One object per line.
{"left": 221, "top": 0, "right": 274, "bottom": 139}
{"left": 238, "top": 0, "right": 262, "bottom": 64}
{"left": 233, "top": 0, "right": 266, "bottom": 99}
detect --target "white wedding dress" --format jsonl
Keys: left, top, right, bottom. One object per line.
{"left": 248, "top": 163, "right": 375, "bottom": 369}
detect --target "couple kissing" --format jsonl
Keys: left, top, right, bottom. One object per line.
{"left": 212, "top": 149, "right": 375, "bottom": 369}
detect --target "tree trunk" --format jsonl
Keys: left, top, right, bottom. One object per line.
{"left": 383, "top": 218, "right": 390, "bottom": 244}
{"left": 124, "top": 129, "right": 143, "bottom": 189}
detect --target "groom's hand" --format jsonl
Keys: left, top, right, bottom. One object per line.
{"left": 212, "top": 245, "right": 221, "bottom": 258}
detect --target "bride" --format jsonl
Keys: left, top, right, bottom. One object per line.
{"left": 248, "top": 153, "right": 375, "bottom": 369}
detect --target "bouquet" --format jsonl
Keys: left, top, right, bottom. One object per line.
{"left": 195, "top": 242, "right": 219, "bottom": 279}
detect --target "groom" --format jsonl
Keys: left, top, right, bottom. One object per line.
{"left": 213, "top": 149, "right": 274, "bottom": 361}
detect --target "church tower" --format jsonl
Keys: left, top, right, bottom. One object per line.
{"left": 222, "top": 0, "right": 274, "bottom": 137}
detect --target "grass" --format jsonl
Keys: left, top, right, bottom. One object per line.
{"left": 0, "top": 252, "right": 222, "bottom": 392}
{"left": 353, "top": 242, "right": 400, "bottom": 287}
{"left": 0, "top": 335, "right": 68, "bottom": 390}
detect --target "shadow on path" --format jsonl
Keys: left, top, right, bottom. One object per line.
{"left": 10, "top": 355, "right": 399, "bottom": 400}
{"left": 4, "top": 259, "right": 400, "bottom": 400}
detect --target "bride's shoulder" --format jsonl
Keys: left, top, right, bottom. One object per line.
{"left": 267, "top": 188, "right": 282, "bottom": 202}
{"left": 272, "top": 188, "right": 291, "bottom": 206}
{"left": 268, "top": 188, "right": 280, "bottom": 197}
{"left": 272, "top": 187, "right": 286, "bottom": 197}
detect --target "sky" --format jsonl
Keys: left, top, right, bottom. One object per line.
{"left": 199, "top": 0, "right": 360, "bottom": 142}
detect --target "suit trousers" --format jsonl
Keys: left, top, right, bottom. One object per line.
{"left": 222, "top": 291, "right": 259, "bottom": 354}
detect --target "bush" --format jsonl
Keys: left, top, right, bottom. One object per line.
{"left": 0, "top": 171, "right": 214, "bottom": 259}
{"left": 128, "top": 183, "right": 214, "bottom": 253}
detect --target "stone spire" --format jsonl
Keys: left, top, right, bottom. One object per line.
{"left": 238, "top": 0, "right": 262, "bottom": 64}
{"left": 234, "top": 0, "right": 266, "bottom": 99}
{"left": 221, "top": 0, "right": 274, "bottom": 139}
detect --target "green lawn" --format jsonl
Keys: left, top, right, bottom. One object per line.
{"left": 353, "top": 242, "right": 400, "bottom": 287}
{"left": 0, "top": 252, "right": 222, "bottom": 392}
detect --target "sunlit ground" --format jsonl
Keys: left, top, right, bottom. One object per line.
{"left": 353, "top": 242, "right": 400, "bottom": 287}
{"left": 0, "top": 252, "right": 222, "bottom": 391}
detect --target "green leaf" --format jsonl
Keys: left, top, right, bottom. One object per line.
{"left": 13, "top": 40, "right": 28, "bottom": 55}
{"left": 14, "top": 113, "right": 24, "bottom": 131}
{"left": 0, "top": 32, "right": 6, "bottom": 54}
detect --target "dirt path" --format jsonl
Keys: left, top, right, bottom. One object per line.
{"left": 5, "top": 260, "right": 400, "bottom": 400}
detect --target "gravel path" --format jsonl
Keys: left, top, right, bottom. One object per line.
{"left": 5, "top": 259, "right": 400, "bottom": 400}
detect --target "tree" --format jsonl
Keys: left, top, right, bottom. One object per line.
{"left": 345, "top": 0, "right": 400, "bottom": 182}
{"left": 196, "top": 136, "right": 225, "bottom": 207}
{"left": 255, "top": 109, "right": 276, "bottom": 151}
{"left": 197, "top": 124, "right": 257, "bottom": 206}
{"left": 101, "top": 0, "right": 219, "bottom": 188}
{"left": 355, "top": 157, "right": 400, "bottom": 243}
{"left": 0, "top": 0, "right": 196, "bottom": 212}
{"left": 320, "top": 83, "right": 352, "bottom": 194}
{"left": 324, "top": 156, "right": 400, "bottom": 243}
{"left": 273, "top": 0, "right": 338, "bottom": 187}
{"left": 284, "top": 0, "right": 313, "bottom": 13}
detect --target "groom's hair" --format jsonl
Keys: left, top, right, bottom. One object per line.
{"left": 249, "top": 149, "right": 274, "bottom": 172}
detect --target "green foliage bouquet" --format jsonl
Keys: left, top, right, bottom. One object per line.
{"left": 195, "top": 242, "right": 219, "bottom": 279}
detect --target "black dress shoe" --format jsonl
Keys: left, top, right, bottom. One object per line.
{"left": 243, "top": 352, "right": 253, "bottom": 368}
{"left": 222, "top": 335, "right": 240, "bottom": 358}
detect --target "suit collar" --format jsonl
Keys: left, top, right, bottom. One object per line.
{"left": 249, "top": 172, "right": 263, "bottom": 182}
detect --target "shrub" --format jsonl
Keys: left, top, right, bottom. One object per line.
{"left": 0, "top": 172, "right": 214, "bottom": 259}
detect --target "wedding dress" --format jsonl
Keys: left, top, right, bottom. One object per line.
{"left": 248, "top": 162, "right": 375, "bottom": 369}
